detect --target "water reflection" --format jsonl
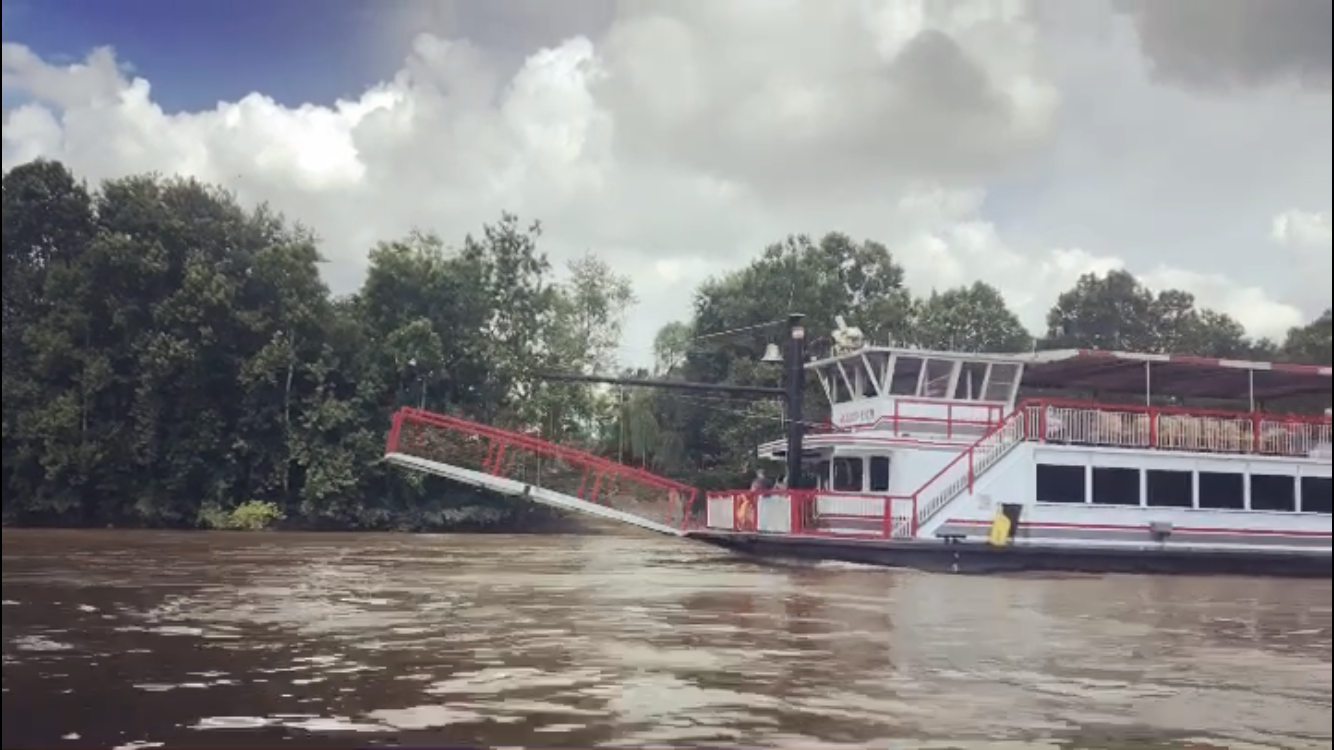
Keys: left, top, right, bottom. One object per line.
{"left": 2, "top": 529, "right": 1330, "bottom": 748}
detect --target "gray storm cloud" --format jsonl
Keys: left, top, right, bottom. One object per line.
{"left": 1115, "top": 0, "right": 1332, "bottom": 90}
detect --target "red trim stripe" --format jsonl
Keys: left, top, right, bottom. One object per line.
{"left": 945, "top": 518, "right": 1332, "bottom": 538}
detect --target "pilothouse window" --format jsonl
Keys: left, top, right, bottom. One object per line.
{"left": 920, "top": 359, "right": 956, "bottom": 398}
{"left": 983, "top": 363, "right": 1020, "bottom": 403}
{"left": 826, "top": 366, "right": 852, "bottom": 403}
{"left": 889, "top": 357, "right": 923, "bottom": 396}
{"left": 863, "top": 351, "right": 890, "bottom": 393}
{"left": 953, "top": 362, "right": 988, "bottom": 400}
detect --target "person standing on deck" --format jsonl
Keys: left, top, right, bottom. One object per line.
{"left": 750, "top": 470, "right": 773, "bottom": 491}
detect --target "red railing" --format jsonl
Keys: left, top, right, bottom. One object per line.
{"left": 1025, "top": 398, "right": 1332, "bottom": 458}
{"left": 823, "top": 396, "right": 1005, "bottom": 438}
{"left": 386, "top": 407, "right": 700, "bottom": 530}
{"left": 703, "top": 489, "right": 917, "bottom": 539}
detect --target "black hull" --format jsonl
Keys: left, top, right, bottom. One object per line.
{"left": 688, "top": 532, "right": 1333, "bottom": 578}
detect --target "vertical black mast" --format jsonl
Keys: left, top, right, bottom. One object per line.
{"left": 785, "top": 313, "right": 806, "bottom": 489}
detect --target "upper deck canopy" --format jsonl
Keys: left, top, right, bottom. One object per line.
{"left": 1019, "top": 349, "right": 1332, "bottom": 401}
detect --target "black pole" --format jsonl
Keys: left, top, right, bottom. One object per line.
{"left": 785, "top": 313, "right": 806, "bottom": 489}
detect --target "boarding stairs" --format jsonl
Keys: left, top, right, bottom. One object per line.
{"left": 891, "top": 405, "right": 1034, "bottom": 538}
{"left": 383, "top": 407, "right": 698, "bottom": 536}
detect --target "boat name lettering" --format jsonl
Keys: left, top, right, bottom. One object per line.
{"left": 837, "top": 408, "right": 878, "bottom": 426}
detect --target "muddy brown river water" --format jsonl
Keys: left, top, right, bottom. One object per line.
{"left": 2, "top": 529, "right": 1330, "bottom": 748}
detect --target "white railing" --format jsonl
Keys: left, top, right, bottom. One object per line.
{"left": 706, "top": 496, "right": 735, "bottom": 530}
{"left": 1038, "top": 403, "right": 1331, "bottom": 460}
{"left": 756, "top": 494, "right": 792, "bottom": 534}
{"left": 815, "top": 493, "right": 884, "bottom": 517}
{"left": 886, "top": 496, "right": 916, "bottom": 539}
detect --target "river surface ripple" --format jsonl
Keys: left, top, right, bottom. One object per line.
{"left": 2, "top": 529, "right": 1330, "bottom": 749}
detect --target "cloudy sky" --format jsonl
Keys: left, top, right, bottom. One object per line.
{"left": 2, "top": 0, "right": 1330, "bottom": 366}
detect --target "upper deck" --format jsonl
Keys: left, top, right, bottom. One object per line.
{"left": 781, "top": 343, "right": 1331, "bottom": 462}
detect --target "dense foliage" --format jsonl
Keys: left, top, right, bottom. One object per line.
{"left": 3, "top": 161, "right": 1330, "bottom": 529}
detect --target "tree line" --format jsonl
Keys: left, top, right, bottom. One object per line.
{"left": 3, "top": 161, "right": 1329, "bottom": 529}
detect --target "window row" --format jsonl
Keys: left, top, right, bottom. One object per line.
{"left": 821, "top": 354, "right": 1023, "bottom": 405}
{"left": 1036, "top": 463, "right": 1332, "bottom": 514}
{"left": 818, "top": 456, "right": 891, "bottom": 493}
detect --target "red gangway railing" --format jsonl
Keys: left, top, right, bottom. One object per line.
{"left": 386, "top": 407, "right": 700, "bottom": 530}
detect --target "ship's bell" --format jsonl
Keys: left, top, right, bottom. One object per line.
{"left": 761, "top": 343, "right": 784, "bottom": 363}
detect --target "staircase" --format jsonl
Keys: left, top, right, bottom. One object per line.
{"left": 894, "top": 405, "right": 1034, "bottom": 537}
{"left": 385, "top": 407, "right": 698, "bottom": 535}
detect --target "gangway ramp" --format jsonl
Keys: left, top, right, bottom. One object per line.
{"left": 384, "top": 407, "right": 698, "bottom": 536}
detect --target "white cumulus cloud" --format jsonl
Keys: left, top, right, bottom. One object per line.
{"left": 3, "top": 0, "right": 1329, "bottom": 365}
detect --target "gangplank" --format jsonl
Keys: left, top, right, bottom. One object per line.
{"left": 384, "top": 407, "right": 698, "bottom": 536}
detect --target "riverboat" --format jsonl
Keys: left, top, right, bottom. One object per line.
{"left": 382, "top": 338, "right": 1331, "bottom": 578}
{"left": 691, "top": 344, "right": 1332, "bottom": 576}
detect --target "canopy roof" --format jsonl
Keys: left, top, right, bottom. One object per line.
{"left": 1020, "top": 349, "right": 1332, "bottom": 401}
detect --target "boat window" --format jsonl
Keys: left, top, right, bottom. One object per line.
{"left": 888, "top": 357, "right": 923, "bottom": 396}
{"left": 849, "top": 361, "right": 869, "bottom": 398}
{"left": 1036, "top": 464, "right": 1085, "bottom": 504}
{"left": 1198, "top": 472, "right": 1244, "bottom": 510}
{"left": 983, "top": 363, "right": 1020, "bottom": 402}
{"left": 868, "top": 456, "right": 891, "bottom": 492}
{"left": 1250, "top": 474, "right": 1296, "bottom": 512}
{"left": 953, "top": 361, "right": 988, "bottom": 400}
{"left": 1301, "top": 476, "right": 1332, "bottom": 514}
{"left": 1092, "top": 467, "right": 1141, "bottom": 506}
{"left": 826, "top": 366, "right": 851, "bottom": 403}
{"left": 919, "top": 359, "right": 956, "bottom": 398}
{"left": 858, "top": 358, "right": 879, "bottom": 397}
{"left": 816, "top": 460, "right": 832, "bottom": 491}
{"left": 863, "top": 351, "right": 889, "bottom": 394}
{"left": 1145, "top": 469, "right": 1193, "bottom": 508}
{"left": 832, "top": 457, "right": 864, "bottom": 492}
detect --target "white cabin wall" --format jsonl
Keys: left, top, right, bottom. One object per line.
{"left": 886, "top": 447, "right": 957, "bottom": 496}
{"left": 920, "top": 443, "right": 1332, "bottom": 546}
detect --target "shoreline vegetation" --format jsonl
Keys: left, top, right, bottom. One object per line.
{"left": 3, "top": 160, "right": 1329, "bottom": 533}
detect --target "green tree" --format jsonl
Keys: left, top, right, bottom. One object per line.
{"left": 912, "top": 282, "right": 1032, "bottom": 352}
{"left": 533, "top": 252, "right": 636, "bottom": 443}
{"left": 1042, "top": 269, "right": 1254, "bottom": 357}
{"left": 1282, "top": 309, "right": 1332, "bottom": 366}
{"left": 1043, "top": 270, "right": 1160, "bottom": 351}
